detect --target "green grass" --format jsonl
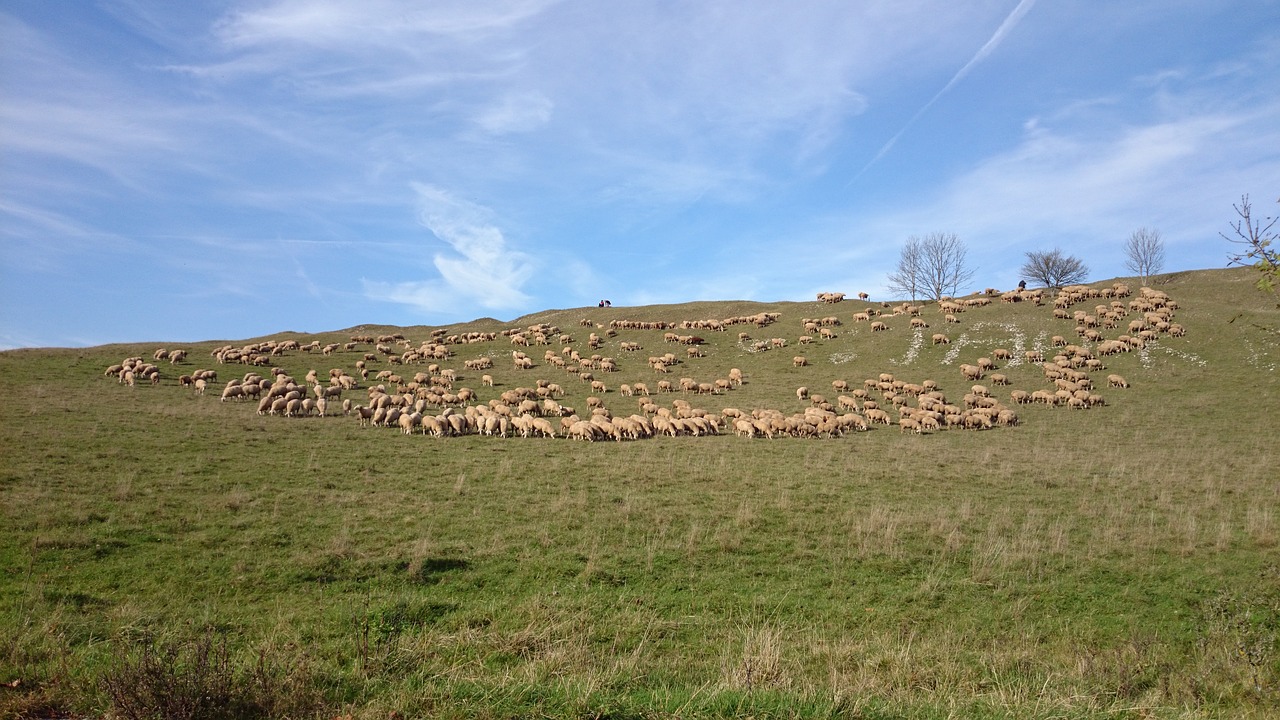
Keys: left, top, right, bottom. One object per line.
{"left": 2, "top": 268, "right": 1278, "bottom": 718}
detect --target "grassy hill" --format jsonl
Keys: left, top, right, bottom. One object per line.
{"left": 2, "top": 267, "right": 1277, "bottom": 719}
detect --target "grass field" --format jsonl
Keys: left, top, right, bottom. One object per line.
{"left": 2, "top": 268, "right": 1278, "bottom": 719}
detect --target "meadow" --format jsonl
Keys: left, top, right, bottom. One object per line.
{"left": 1, "top": 267, "right": 1277, "bottom": 719}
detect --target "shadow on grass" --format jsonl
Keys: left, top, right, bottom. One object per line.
{"left": 411, "top": 557, "right": 470, "bottom": 585}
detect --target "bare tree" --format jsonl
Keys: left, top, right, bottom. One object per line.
{"left": 919, "top": 232, "right": 976, "bottom": 301}
{"left": 1123, "top": 227, "right": 1165, "bottom": 284}
{"left": 885, "top": 235, "right": 923, "bottom": 303}
{"left": 1223, "top": 194, "right": 1279, "bottom": 294}
{"left": 886, "top": 232, "right": 975, "bottom": 302}
{"left": 1020, "top": 249, "right": 1088, "bottom": 289}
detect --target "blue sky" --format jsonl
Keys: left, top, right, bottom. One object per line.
{"left": 2, "top": 1, "right": 1278, "bottom": 349}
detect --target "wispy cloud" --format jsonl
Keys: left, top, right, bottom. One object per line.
{"left": 851, "top": 97, "right": 1280, "bottom": 292}
{"left": 855, "top": 0, "right": 1038, "bottom": 179}
{"left": 475, "top": 91, "right": 554, "bottom": 135}
{"left": 363, "top": 184, "right": 537, "bottom": 315}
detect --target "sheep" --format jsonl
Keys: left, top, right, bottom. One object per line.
{"left": 865, "top": 408, "right": 891, "bottom": 425}
{"left": 793, "top": 356, "right": 808, "bottom": 367}
{"left": 796, "top": 386, "right": 808, "bottom": 401}
{"left": 932, "top": 333, "right": 950, "bottom": 345}
{"left": 870, "top": 321, "right": 888, "bottom": 332}
{"left": 1107, "top": 374, "right": 1129, "bottom": 389}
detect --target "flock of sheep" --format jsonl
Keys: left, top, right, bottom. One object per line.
{"left": 101, "top": 282, "right": 1186, "bottom": 440}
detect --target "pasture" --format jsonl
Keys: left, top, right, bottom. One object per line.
{"left": 2, "top": 267, "right": 1278, "bottom": 719}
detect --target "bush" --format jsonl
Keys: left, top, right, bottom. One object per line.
{"left": 97, "top": 630, "right": 323, "bottom": 720}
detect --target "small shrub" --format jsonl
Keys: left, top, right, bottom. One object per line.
{"left": 96, "top": 629, "right": 322, "bottom": 720}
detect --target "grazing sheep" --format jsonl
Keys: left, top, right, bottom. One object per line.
{"left": 932, "top": 333, "right": 950, "bottom": 345}
{"left": 870, "top": 321, "right": 888, "bottom": 332}
{"left": 796, "top": 386, "right": 808, "bottom": 401}
{"left": 865, "top": 408, "right": 891, "bottom": 425}
{"left": 793, "top": 356, "right": 808, "bottom": 367}
{"left": 1107, "top": 374, "right": 1129, "bottom": 388}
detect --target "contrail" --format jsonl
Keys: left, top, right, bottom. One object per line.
{"left": 850, "top": 0, "right": 1038, "bottom": 183}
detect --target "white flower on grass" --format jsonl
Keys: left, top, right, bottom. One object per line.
{"left": 942, "top": 334, "right": 966, "bottom": 365}
{"left": 1150, "top": 342, "right": 1207, "bottom": 367}
{"left": 829, "top": 351, "right": 858, "bottom": 365}
{"left": 891, "top": 328, "right": 924, "bottom": 366}
{"left": 1243, "top": 338, "right": 1278, "bottom": 372}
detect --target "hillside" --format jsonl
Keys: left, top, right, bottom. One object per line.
{"left": 1, "top": 267, "right": 1278, "bottom": 719}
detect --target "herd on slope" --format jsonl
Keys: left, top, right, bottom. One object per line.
{"left": 101, "top": 283, "right": 1187, "bottom": 441}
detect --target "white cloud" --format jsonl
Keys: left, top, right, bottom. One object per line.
{"left": 363, "top": 184, "right": 538, "bottom": 314}
{"left": 848, "top": 93, "right": 1280, "bottom": 292}
{"left": 216, "top": 0, "right": 560, "bottom": 50}
{"left": 475, "top": 91, "right": 553, "bottom": 134}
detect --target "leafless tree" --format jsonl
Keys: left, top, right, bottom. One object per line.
{"left": 1123, "top": 227, "right": 1165, "bottom": 284}
{"left": 919, "top": 232, "right": 976, "bottom": 301}
{"left": 1223, "top": 194, "right": 1279, "bottom": 294}
{"left": 1021, "top": 248, "right": 1088, "bottom": 289}
{"left": 885, "top": 235, "right": 923, "bottom": 303}
{"left": 887, "top": 233, "right": 975, "bottom": 302}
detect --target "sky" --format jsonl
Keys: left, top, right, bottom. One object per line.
{"left": 2, "top": 1, "right": 1278, "bottom": 349}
